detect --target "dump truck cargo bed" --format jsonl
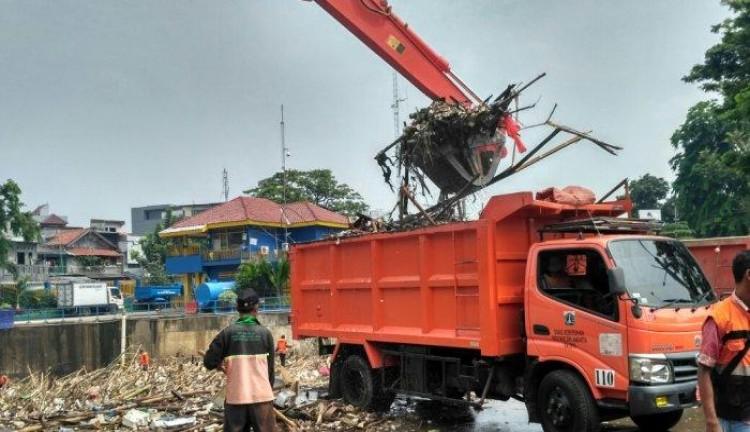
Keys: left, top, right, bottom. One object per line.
{"left": 291, "top": 191, "right": 630, "bottom": 357}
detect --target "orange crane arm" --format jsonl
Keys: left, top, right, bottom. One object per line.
{"left": 312, "top": 0, "right": 480, "bottom": 106}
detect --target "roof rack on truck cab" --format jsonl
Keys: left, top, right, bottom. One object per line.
{"left": 540, "top": 217, "right": 663, "bottom": 235}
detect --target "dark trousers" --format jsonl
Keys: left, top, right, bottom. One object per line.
{"left": 224, "top": 401, "right": 275, "bottom": 432}
{"left": 279, "top": 353, "right": 286, "bottom": 367}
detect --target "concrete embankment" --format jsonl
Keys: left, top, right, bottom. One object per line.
{"left": 0, "top": 312, "right": 298, "bottom": 378}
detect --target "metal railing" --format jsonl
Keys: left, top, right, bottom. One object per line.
{"left": 168, "top": 244, "right": 202, "bottom": 257}
{"left": 4, "top": 296, "right": 290, "bottom": 326}
{"left": 202, "top": 247, "right": 243, "bottom": 262}
{"left": 0, "top": 264, "right": 50, "bottom": 282}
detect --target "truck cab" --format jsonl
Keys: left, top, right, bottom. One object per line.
{"left": 525, "top": 231, "right": 712, "bottom": 431}
{"left": 108, "top": 286, "right": 124, "bottom": 310}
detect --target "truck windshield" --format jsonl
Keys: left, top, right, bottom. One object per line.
{"left": 608, "top": 239, "right": 715, "bottom": 308}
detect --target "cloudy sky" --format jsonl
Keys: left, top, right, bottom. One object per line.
{"left": 0, "top": 0, "right": 727, "bottom": 229}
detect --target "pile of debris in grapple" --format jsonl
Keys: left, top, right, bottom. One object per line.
{"left": 369, "top": 73, "right": 624, "bottom": 230}
{"left": 378, "top": 84, "right": 522, "bottom": 197}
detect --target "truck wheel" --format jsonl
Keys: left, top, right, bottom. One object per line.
{"left": 538, "top": 370, "right": 600, "bottom": 432}
{"left": 631, "top": 410, "right": 683, "bottom": 431}
{"left": 340, "top": 355, "right": 394, "bottom": 412}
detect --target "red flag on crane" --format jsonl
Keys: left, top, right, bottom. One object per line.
{"left": 502, "top": 115, "right": 526, "bottom": 153}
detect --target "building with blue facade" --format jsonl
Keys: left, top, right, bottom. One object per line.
{"left": 160, "top": 197, "right": 348, "bottom": 300}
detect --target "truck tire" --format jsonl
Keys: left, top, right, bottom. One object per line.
{"left": 538, "top": 370, "right": 600, "bottom": 432}
{"left": 631, "top": 409, "right": 683, "bottom": 431}
{"left": 340, "top": 355, "right": 394, "bottom": 412}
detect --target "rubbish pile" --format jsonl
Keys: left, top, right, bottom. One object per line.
{"left": 0, "top": 352, "right": 222, "bottom": 431}
{"left": 0, "top": 351, "right": 419, "bottom": 431}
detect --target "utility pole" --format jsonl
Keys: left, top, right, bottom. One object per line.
{"left": 221, "top": 168, "right": 229, "bottom": 202}
{"left": 391, "top": 71, "right": 407, "bottom": 139}
{"left": 392, "top": 71, "right": 408, "bottom": 220}
{"left": 280, "top": 105, "right": 289, "bottom": 252}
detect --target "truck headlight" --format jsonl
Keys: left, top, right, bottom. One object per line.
{"left": 629, "top": 354, "right": 673, "bottom": 384}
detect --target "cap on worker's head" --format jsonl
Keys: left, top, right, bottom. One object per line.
{"left": 237, "top": 288, "right": 260, "bottom": 312}
{"left": 281, "top": 335, "right": 286, "bottom": 339}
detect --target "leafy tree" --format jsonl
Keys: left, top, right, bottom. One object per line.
{"left": 244, "top": 169, "right": 368, "bottom": 217}
{"left": 670, "top": 2, "right": 750, "bottom": 237}
{"left": 77, "top": 256, "right": 103, "bottom": 268}
{"left": 235, "top": 259, "right": 273, "bottom": 297}
{"left": 628, "top": 174, "right": 670, "bottom": 215}
{"left": 218, "top": 289, "right": 238, "bottom": 304}
{"left": 661, "top": 221, "right": 696, "bottom": 239}
{"left": 0, "top": 180, "right": 40, "bottom": 272}
{"left": 234, "top": 257, "right": 289, "bottom": 298}
{"left": 661, "top": 196, "right": 677, "bottom": 223}
{"left": 266, "top": 258, "right": 290, "bottom": 297}
{"left": 133, "top": 209, "right": 179, "bottom": 285}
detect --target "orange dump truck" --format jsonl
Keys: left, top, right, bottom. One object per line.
{"left": 291, "top": 191, "right": 714, "bottom": 432}
{"left": 684, "top": 236, "right": 749, "bottom": 297}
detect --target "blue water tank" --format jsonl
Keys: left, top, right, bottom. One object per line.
{"left": 195, "top": 281, "right": 235, "bottom": 307}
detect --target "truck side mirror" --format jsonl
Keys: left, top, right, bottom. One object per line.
{"left": 608, "top": 267, "right": 626, "bottom": 295}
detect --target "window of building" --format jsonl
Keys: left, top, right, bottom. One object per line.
{"left": 16, "top": 252, "right": 25, "bottom": 265}
{"left": 537, "top": 249, "right": 616, "bottom": 319}
{"left": 211, "top": 231, "right": 244, "bottom": 250}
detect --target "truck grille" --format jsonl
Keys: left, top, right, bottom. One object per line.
{"left": 667, "top": 352, "right": 698, "bottom": 383}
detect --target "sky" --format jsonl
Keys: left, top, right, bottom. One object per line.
{"left": 0, "top": 0, "right": 728, "bottom": 230}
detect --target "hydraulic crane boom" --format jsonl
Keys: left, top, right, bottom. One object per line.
{"left": 309, "top": 0, "right": 525, "bottom": 198}
{"left": 312, "top": 0, "right": 481, "bottom": 106}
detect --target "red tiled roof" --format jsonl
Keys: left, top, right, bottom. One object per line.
{"left": 41, "top": 214, "right": 67, "bottom": 226}
{"left": 46, "top": 228, "right": 86, "bottom": 246}
{"left": 67, "top": 247, "right": 122, "bottom": 257}
{"left": 163, "top": 197, "right": 349, "bottom": 235}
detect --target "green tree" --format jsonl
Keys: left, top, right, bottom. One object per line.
{"left": 0, "top": 180, "right": 40, "bottom": 273}
{"left": 235, "top": 259, "right": 273, "bottom": 296}
{"left": 661, "top": 221, "right": 696, "bottom": 240}
{"left": 661, "top": 195, "right": 677, "bottom": 223}
{"left": 234, "top": 257, "right": 289, "bottom": 298}
{"left": 133, "top": 209, "right": 179, "bottom": 285}
{"left": 244, "top": 169, "right": 368, "bottom": 217}
{"left": 670, "top": 1, "right": 750, "bottom": 237}
{"left": 628, "top": 174, "right": 670, "bottom": 215}
{"left": 77, "top": 256, "right": 103, "bottom": 268}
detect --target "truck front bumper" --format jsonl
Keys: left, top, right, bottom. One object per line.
{"left": 628, "top": 380, "right": 697, "bottom": 417}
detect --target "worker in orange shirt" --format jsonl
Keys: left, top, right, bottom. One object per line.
{"left": 276, "top": 335, "right": 291, "bottom": 367}
{"left": 0, "top": 375, "right": 8, "bottom": 389}
{"left": 138, "top": 349, "right": 151, "bottom": 371}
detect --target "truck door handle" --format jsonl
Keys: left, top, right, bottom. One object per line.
{"left": 533, "top": 324, "right": 550, "bottom": 335}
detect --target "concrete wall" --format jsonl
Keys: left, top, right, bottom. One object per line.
{"left": 0, "top": 311, "right": 301, "bottom": 378}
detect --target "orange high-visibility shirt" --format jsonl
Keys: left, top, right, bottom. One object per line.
{"left": 139, "top": 352, "right": 150, "bottom": 366}
{"left": 276, "top": 339, "right": 288, "bottom": 354}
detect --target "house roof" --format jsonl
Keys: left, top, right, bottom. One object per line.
{"left": 159, "top": 197, "right": 349, "bottom": 237}
{"left": 67, "top": 247, "right": 122, "bottom": 257}
{"left": 46, "top": 228, "right": 86, "bottom": 246}
{"left": 46, "top": 228, "right": 119, "bottom": 250}
{"left": 41, "top": 214, "right": 67, "bottom": 226}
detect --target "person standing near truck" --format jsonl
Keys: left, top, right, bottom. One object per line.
{"left": 138, "top": 349, "right": 150, "bottom": 371}
{"left": 276, "top": 335, "right": 291, "bottom": 367}
{"left": 699, "top": 250, "right": 750, "bottom": 432}
{"left": 204, "top": 288, "right": 275, "bottom": 432}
